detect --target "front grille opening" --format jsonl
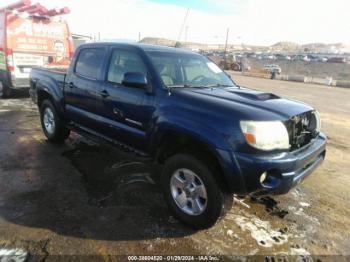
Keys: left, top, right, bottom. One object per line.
{"left": 285, "top": 111, "right": 319, "bottom": 151}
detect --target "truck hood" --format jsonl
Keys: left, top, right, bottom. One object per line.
{"left": 176, "top": 86, "right": 313, "bottom": 120}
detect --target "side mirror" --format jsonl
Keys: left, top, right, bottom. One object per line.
{"left": 122, "top": 72, "right": 148, "bottom": 89}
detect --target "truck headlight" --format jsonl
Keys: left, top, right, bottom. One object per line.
{"left": 314, "top": 110, "right": 321, "bottom": 133}
{"left": 240, "top": 121, "right": 290, "bottom": 151}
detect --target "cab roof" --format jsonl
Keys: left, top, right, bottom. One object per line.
{"left": 79, "top": 42, "right": 198, "bottom": 55}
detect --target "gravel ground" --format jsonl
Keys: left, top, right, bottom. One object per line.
{"left": 246, "top": 59, "right": 350, "bottom": 80}
{"left": 0, "top": 77, "right": 349, "bottom": 261}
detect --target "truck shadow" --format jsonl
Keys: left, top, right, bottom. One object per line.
{"left": 0, "top": 132, "right": 195, "bottom": 241}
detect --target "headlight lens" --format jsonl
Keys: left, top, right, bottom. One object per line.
{"left": 314, "top": 110, "right": 321, "bottom": 133}
{"left": 240, "top": 121, "right": 290, "bottom": 151}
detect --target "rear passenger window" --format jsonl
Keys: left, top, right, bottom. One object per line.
{"left": 75, "top": 48, "right": 104, "bottom": 79}
{"left": 107, "top": 50, "right": 148, "bottom": 84}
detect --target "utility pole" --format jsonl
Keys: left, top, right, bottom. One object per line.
{"left": 224, "top": 28, "right": 229, "bottom": 65}
{"left": 177, "top": 8, "right": 190, "bottom": 42}
{"left": 185, "top": 26, "right": 189, "bottom": 43}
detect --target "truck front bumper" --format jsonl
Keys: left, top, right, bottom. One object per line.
{"left": 232, "top": 133, "right": 327, "bottom": 196}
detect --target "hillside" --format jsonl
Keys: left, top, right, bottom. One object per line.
{"left": 139, "top": 37, "right": 350, "bottom": 53}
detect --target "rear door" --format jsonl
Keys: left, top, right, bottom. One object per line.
{"left": 64, "top": 47, "right": 107, "bottom": 129}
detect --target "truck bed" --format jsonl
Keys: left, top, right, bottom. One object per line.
{"left": 29, "top": 67, "right": 67, "bottom": 104}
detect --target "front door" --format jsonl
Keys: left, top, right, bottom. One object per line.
{"left": 96, "top": 48, "right": 155, "bottom": 151}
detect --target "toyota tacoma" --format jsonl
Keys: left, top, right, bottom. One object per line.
{"left": 29, "top": 43, "right": 327, "bottom": 228}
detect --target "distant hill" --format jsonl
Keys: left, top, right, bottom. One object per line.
{"left": 139, "top": 37, "right": 208, "bottom": 49}
{"left": 140, "top": 37, "right": 177, "bottom": 46}
{"left": 301, "top": 43, "right": 350, "bottom": 53}
{"left": 271, "top": 42, "right": 300, "bottom": 52}
{"left": 139, "top": 37, "right": 350, "bottom": 53}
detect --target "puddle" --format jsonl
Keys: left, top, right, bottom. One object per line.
{"left": 0, "top": 248, "right": 28, "bottom": 262}
{"left": 288, "top": 206, "right": 320, "bottom": 225}
{"left": 232, "top": 211, "right": 290, "bottom": 248}
{"left": 250, "top": 196, "right": 289, "bottom": 218}
{"left": 62, "top": 138, "right": 164, "bottom": 208}
{"left": 290, "top": 246, "right": 310, "bottom": 256}
{"left": 299, "top": 202, "right": 311, "bottom": 207}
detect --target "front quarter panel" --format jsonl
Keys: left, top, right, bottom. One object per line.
{"left": 149, "top": 92, "right": 247, "bottom": 193}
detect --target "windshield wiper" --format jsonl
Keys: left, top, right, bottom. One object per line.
{"left": 204, "top": 84, "right": 235, "bottom": 88}
{"left": 168, "top": 84, "right": 200, "bottom": 88}
{"left": 168, "top": 83, "right": 235, "bottom": 89}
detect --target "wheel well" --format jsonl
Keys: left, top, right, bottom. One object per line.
{"left": 37, "top": 90, "right": 53, "bottom": 108}
{"left": 156, "top": 130, "right": 228, "bottom": 190}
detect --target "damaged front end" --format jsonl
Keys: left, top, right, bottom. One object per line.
{"left": 285, "top": 110, "right": 321, "bottom": 151}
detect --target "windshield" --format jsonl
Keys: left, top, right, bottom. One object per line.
{"left": 146, "top": 51, "right": 235, "bottom": 88}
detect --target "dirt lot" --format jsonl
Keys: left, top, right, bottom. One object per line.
{"left": 0, "top": 76, "right": 349, "bottom": 261}
{"left": 210, "top": 56, "right": 350, "bottom": 81}
{"left": 246, "top": 59, "right": 350, "bottom": 80}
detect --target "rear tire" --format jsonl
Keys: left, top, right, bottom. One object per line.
{"left": 40, "top": 100, "right": 70, "bottom": 143}
{"left": 0, "top": 82, "right": 12, "bottom": 98}
{"left": 233, "top": 65, "right": 240, "bottom": 71}
{"left": 161, "top": 153, "right": 232, "bottom": 229}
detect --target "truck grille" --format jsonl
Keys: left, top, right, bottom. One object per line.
{"left": 285, "top": 111, "right": 319, "bottom": 150}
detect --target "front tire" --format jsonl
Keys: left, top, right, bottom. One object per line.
{"left": 161, "top": 153, "right": 232, "bottom": 229}
{"left": 40, "top": 100, "right": 70, "bottom": 143}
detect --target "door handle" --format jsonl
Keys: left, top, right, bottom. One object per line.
{"left": 99, "top": 90, "right": 109, "bottom": 98}
{"left": 113, "top": 107, "right": 124, "bottom": 118}
{"left": 68, "top": 82, "right": 75, "bottom": 88}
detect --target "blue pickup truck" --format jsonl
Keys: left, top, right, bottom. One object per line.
{"left": 29, "top": 42, "right": 326, "bottom": 228}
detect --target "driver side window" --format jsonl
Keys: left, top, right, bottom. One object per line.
{"left": 107, "top": 50, "right": 148, "bottom": 84}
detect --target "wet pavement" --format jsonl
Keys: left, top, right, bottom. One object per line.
{"left": 0, "top": 79, "right": 349, "bottom": 261}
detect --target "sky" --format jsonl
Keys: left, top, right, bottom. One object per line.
{"left": 1, "top": 0, "right": 350, "bottom": 45}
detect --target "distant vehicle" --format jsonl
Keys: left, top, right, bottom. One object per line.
{"left": 264, "top": 64, "right": 282, "bottom": 74}
{"left": 293, "top": 55, "right": 310, "bottom": 62}
{"left": 30, "top": 42, "right": 326, "bottom": 229}
{"left": 307, "top": 55, "right": 328, "bottom": 63}
{"left": 219, "top": 56, "right": 251, "bottom": 72}
{"left": 275, "top": 54, "right": 291, "bottom": 61}
{"left": 302, "top": 55, "right": 310, "bottom": 62}
{"left": 320, "top": 57, "right": 328, "bottom": 63}
{"left": 284, "top": 55, "right": 292, "bottom": 61}
{"left": 327, "top": 57, "right": 346, "bottom": 63}
{"left": 264, "top": 54, "right": 276, "bottom": 60}
{"left": 0, "top": 0, "right": 73, "bottom": 98}
{"left": 275, "top": 54, "right": 284, "bottom": 60}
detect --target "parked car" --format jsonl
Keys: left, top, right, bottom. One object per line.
{"left": 327, "top": 57, "right": 346, "bottom": 63}
{"left": 29, "top": 43, "right": 327, "bottom": 229}
{"left": 307, "top": 55, "right": 328, "bottom": 63}
{"left": 264, "top": 64, "right": 282, "bottom": 74}
{"left": 263, "top": 54, "right": 276, "bottom": 60}
{"left": 275, "top": 54, "right": 284, "bottom": 60}
{"left": 320, "top": 57, "right": 328, "bottom": 63}
{"left": 284, "top": 55, "right": 292, "bottom": 61}
{"left": 293, "top": 55, "right": 310, "bottom": 62}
